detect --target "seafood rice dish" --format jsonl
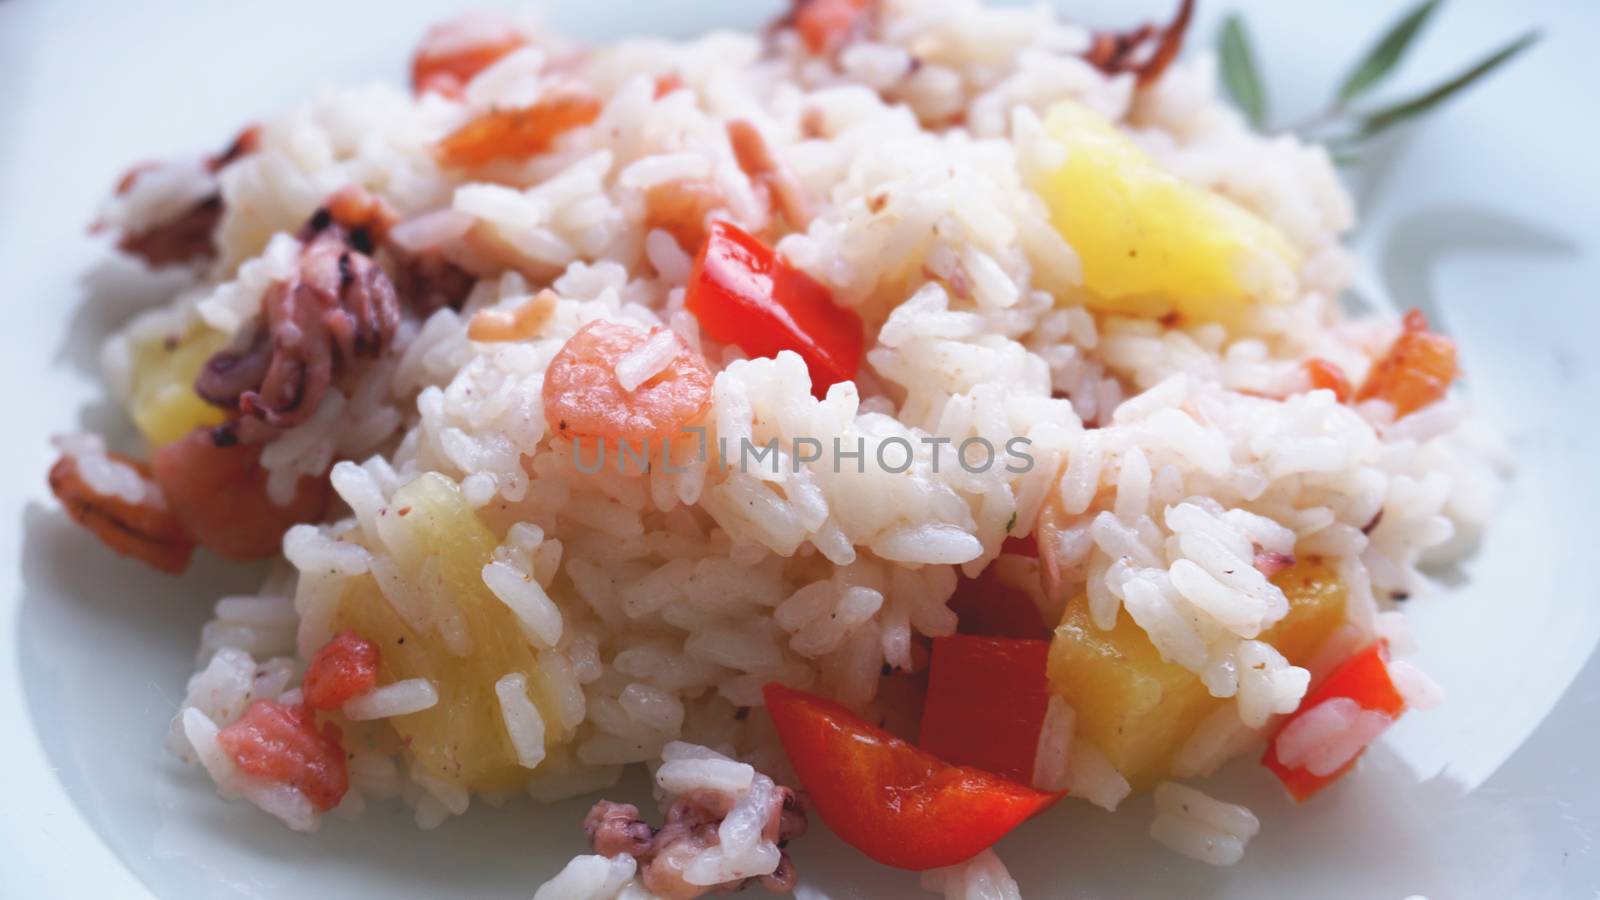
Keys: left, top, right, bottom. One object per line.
{"left": 49, "top": 0, "right": 1505, "bottom": 896}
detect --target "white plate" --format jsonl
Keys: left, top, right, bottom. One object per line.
{"left": 2, "top": 0, "right": 1596, "bottom": 897}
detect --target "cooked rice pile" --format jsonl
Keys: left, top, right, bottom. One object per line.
{"left": 75, "top": 0, "right": 1506, "bottom": 896}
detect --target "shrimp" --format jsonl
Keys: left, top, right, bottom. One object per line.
{"left": 786, "top": 0, "right": 873, "bottom": 55}
{"left": 410, "top": 12, "right": 529, "bottom": 99}
{"left": 1356, "top": 309, "right": 1459, "bottom": 419}
{"left": 301, "top": 631, "right": 381, "bottom": 711}
{"left": 437, "top": 91, "right": 601, "bottom": 168}
{"left": 652, "top": 72, "right": 685, "bottom": 98}
{"left": 542, "top": 321, "right": 714, "bottom": 450}
{"left": 1300, "top": 357, "right": 1353, "bottom": 403}
{"left": 643, "top": 179, "right": 725, "bottom": 255}
{"left": 467, "top": 289, "right": 557, "bottom": 343}
{"left": 152, "top": 427, "right": 330, "bottom": 561}
{"left": 217, "top": 700, "right": 348, "bottom": 812}
{"left": 322, "top": 183, "right": 397, "bottom": 240}
{"left": 48, "top": 446, "right": 194, "bottom": 574}
{"left": 727, "top": 119, "right": 813, "bottom": 231}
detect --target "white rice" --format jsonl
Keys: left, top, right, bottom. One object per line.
{"left": 533, "top": 854, "right": 638, "bottom": 900}
{"left": 1272, "top": 697, "right": 1393, "bottom": 777}
{"left": 53, "top": 433, "right": 164, "bottom": 507}
{"left": 494, "top": 673, "right": 550, "bottom": 768}
{"left": 342, "top": 678, "right": 440, "bottom": 721}
{"left": 613, "top": 328, "right": 682, "bottom": 392}
{"left": 1150, "top": 782, "right": 1261, "bottom": 867}
{"left": 655, "top": 754, "right": 753, "bottom": 798}
{"left": 1064, "top": 740, "right": 1131, "bottom": 813}
{"left": 537, "top": 741, "right": 785, "bottom": 896}
{"left": 108, "top": 0, "right": 1504, "bottom": 887}
{"left": 483, "top": 559, "right": 564, "bottom": 647}
{"left": 1030, "top": 694, "right": 1074, "bottom": 791}
{"left": 921, "top": 849, "right": 1023, "bottom": 900}
{"left": 1386, "top": 659, "right": 1445, "bottom": 710}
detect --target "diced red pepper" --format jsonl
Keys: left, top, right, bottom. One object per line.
{"left": 218, "top": 700, "right": 349, "bottom": 811}
{"left": 1356, "top": 309, "right": 1458, "bottom": 418}
{"left": 1261, "top": 642, "right": 1406, "bottom": 802}
{"left": 302, "top": 631, "right": 381, "bottom": 711}
{"left": 1301, "top": 357, "right": 1353, "bottom": 403}
{"left": 919, "top": 636, "right": 1051, "bottom": 782}
{"left": 437, "top": 93, "right": 601, "bottom": 168}
{"left": 947, "top": 570, "right": 1050, "bottom": 641}
{"left": 411, "top": 19, "right": 529, "bottom": 99}
{"left": 764, "top": 683, "right": 1060, "bottom": 870}
{"left": 686, "top": 220, "right": 863, "bottom": 398}
{"left": 793, "top": 0, "right": 871, "bottom": 54}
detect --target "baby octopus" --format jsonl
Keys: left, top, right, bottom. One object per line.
{"left": 111, "top": 124, "right": 260, "bottom": 267}
{"left": 197, "top": 207, "right": 401, "bottom": 433}
{"left": 584, "top": 788, "right": 807, "bottom": 899}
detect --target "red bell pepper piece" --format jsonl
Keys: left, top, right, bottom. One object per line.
{"left": 1261, "top": 642, "right": 1406, "bottom": 802}
{"left": 919, "top": 636, "right": 1051, "bottom": 782}
{"left": 946, "top": 571, "right": 1051, "bottom": 641}
{"left": 686, "top": 220, "right": 863, "bottom": 398}
{"left": 763, "top": 683, "right": 1062, "bottom": 870}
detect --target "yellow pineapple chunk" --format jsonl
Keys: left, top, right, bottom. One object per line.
{"left": 1047, "top": 561, "right": 1345, "bottom": 788}
{"left": 128, "top": 326, "right": 231, "bottom": 447}
{"left": 1033, "top": 100, "right": 1301, "bottom": 322}
{"left": 1257, "top": 563, "right": 1348, "bottom": 663}
{"left": 335, "top": 473, "right": 570, "bottom": 794}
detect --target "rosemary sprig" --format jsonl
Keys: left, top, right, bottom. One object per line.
{"left": 1336, "top": 0, "right": 1443, "bottom": 105}
{"left": 1217, "top": 1, "right": 1540, "bottom": 164}
{"left": 1354, "top": 31, "right": 1541, "bottom": 139}
{"left": 1218, "top": 15, "right": 1267, "bottom": 128}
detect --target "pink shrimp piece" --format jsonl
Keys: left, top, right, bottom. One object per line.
{"left": 152, "top": 428, "right": 330, "bottom": 562}
{"left": 727, "top": 119, "right": 813, "bottom": 230}
{"left": 217, "top": 700, "right": 348, "bottom": 812}
{"left": 48, "top": 450, "right": 194, "bottom": 574}
{"left": 410, "top": 13, "right": 529, "bottom": 99}
{"left": 643, "top": 179, "right": 725, "bottom": 254}
{"left": 542, "top": 321, "right": 714, "bottom": 449}
{"left": 302, "top": 631, "right": 381, "bottom": 711}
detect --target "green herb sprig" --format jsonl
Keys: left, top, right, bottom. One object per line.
{"left": 1217, "top": 1, "right": 1539, "bottom": 165}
